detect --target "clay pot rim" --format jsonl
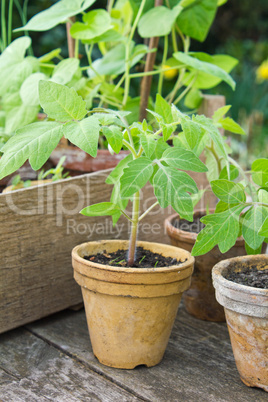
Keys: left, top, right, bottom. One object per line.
{"left": 72, "top": 239, "right": 195, "bottom": 274}
{"left": 212, "top": 254, "right": 268, "bottom": 297}
{"left": 165, "top": 210, "right": 245, "bottom": 246}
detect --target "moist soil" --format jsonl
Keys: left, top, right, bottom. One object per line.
{"left": 84, "top": 246, "right": 186, "bottom": 268}
{"left": 173, "top": 216, "right": 205, "bottom": 234}
{"left": 225, "top": 266, "right": 268, "bottom": 289}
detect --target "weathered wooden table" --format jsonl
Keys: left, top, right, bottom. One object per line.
{"left": 0, "top": 305, "right": 266, "bottom": 401}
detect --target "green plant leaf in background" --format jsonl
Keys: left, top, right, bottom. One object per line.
{"left": 211, "top": 179, "right": 246, "bottom": 204}
{"left": 20, "top": 73, "right": 47, "bottom": 106}
{"left": 251, "top": 158, "right": 268, "bottom": 187}
{"left": 242, "top": 206, "right": 268, "bottom": 250}
{"left": 219, "top": 165, "right": 239, "bottom": 181}
{"left": 183, "top": 54, "right": 238, "bottom": 90}
{"left": 0, "top": 122, "right": 63, "bottom": 179}
{"left": 39, "top": 80, "right": 87, "bottom": 122}
{"left": 259, "top": 216, "right": 268, "bottom": 237}
{"left": 14, "top": 0, "right": 97, "bottom": 32}
{"left": 70, "top": 9, "right": 112, "bottom": 40}
{"left": 51, "top": 59, "right": 80, "bottom": 85}
{"left": 138, "top": 5, "right": 182, "bottom": 38}
{"left": 5, "top": 104, "right": 40, "bottom": 134}
{"left": 176, "top": 0, "right": 218, "bottom": 42}
{"left": 155, "top": 94, "right": 174, "bottom": 141}
{"left": 173, "top": 52, "right": 236, "bottom": 90}
{"left": 62, "top": 116, "right": 100, "bottom": 157}
{"left": 219, "top": 117, "right": 245, "bottom": 135}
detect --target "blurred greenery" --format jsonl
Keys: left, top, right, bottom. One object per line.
{"left": 3, "top": 0, "right": 268, "bottom": 164}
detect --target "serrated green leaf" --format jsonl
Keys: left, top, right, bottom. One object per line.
{"left": 251, "top": 158, "right": 268, "bottom": 187}
{"left": 219, "top": 117, "right": 245, "bottom": 135}
{"left": 153, "top": 165, "right": 194, "bottom": 220}
{"left": 242, "top": 206, "right": 268, "bottom": 250}
{"left": 70, "top": 9, "right": 112, "bottom": 40}
{"left": 20, "top": 73, "right": 47, "bottom": 106}
{"left": 211, "top": 179, "right": 246, "bottom": 204}
{"left": 155, "top": 94, "right": 174, "bottom": 141}
{"left": 5, "top": 104, "right": 39, "bottom": 134}
{"left": 138, "top": 5, "right": 182, "bottom": 38}
{"left": 106, "top": 154, "right": 133, "bottom": 185}
{"left": 62, "top": 117, "right": 100, "bottom": 157}
{"left": 162, "top": 147, "right": 207, "bottom": 172}
{"left": 80, "top": 202, "right": 121, "bottom": 217}
{"left": 120, "top": 157, "right": 153, "bottom": 197}
{"left": 180, "top": 117, "right": 205, "bottom": 151}
{"left": 212, "top": 105, "right": 232, "bottom": 122}
{"left": 15, "top": 0, "right": 97, "bottom": 32}
{"left": 140, "top": 133, "right": 157, "bottom": 158}
{"left": 192, "top": 205, "right": 245, "bottom": 256}
{"left": 0, "top": 122, "right": 63, "bottom": 179}
{"left": 102, "top": 125, "right": 123, "bottom": 154}
{"left": 173, "top": 52, "right": 236, "bottom": 90}
{"left": 51, "top": 58, "right": 80, "bottom": 85}
{"left": 39, "top": 80, "right": 87, "bottom": 122}
{"left": 219, "top": 165, "right": 239, "bottom": 181}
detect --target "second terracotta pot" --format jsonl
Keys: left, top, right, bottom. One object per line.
{"left": 165, "top": 211, "right": 247, "bottom": 322}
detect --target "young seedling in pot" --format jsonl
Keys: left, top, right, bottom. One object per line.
{"left": 0, "top": 80, "right": 246, "bottom": 266}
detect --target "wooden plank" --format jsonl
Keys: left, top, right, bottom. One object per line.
{"left": 0, "top": 170, "right": 172, "bottom": 334}
{"left": 25, "top": 306, "right": 267, "bottom": 402}
{"left": 0, "top": 328, "right": 143, "bottom": 401}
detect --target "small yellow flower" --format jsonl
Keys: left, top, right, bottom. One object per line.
{"left": 162, "top": 64, "right": 178, "bottom": 80}
{"left": 256, "top": 60, "right": 268, "bottom": 82}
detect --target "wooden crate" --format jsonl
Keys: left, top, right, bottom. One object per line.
{"left": 0, "top": 170, "right": 174, "bottom": 334}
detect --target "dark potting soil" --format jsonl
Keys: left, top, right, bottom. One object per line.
{"left": 173, "top": 216, "right": 205, "bottom": 234}
{"left": 84, "top": 247, "right": 186, "bottom": 268}
{"left": 225, "top": 266, "right": 268, "bottom": 289}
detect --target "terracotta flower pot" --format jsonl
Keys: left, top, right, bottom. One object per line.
{"left": 165, "top": 211, "right": 247, "bottom": 322}
{"left": 72, "top": 240, "right": 194, "bottom": 369}
{"left": 212, "top": 255, "right": 268, "bottom": 392}
{"left": 50, "top": 143, "right": 129, "bottom": 175}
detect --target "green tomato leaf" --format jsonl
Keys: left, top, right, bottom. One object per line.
{"left": 153, "top": 164, "right": 195, "bottom": 220}
{"left": 82, "top": 29, "right": 124, "bottom": 44}
{"left": 39, "top": 80, "right": 87, "bottom": 122}
{"left": 138, "top": 5, "right": 182, "bottom": 38}
{"left": 219, "top": 117, "right": 245, "bottom": 135}
{"left": 62, "top": 116, "right": 100, "bottom": 157}
{"left": 184, "top": 87, "right": 203, "bottom": 109}
{"left": 0, "top": 122, "right": 63, "bottom": 178}
{"left": 251, "top": 158, "right": 268, "bottom": 187}
{"left": 120, "top": 157, "right": 153, "bottom": 197}
{"left": 106, "top": 154, "right": 133, "bottom": 185}
{"left": 5, "top": 104, "right": 39, "bottom": 134}
{"left": 173, "top": 52, "right": 236, "bottom": 90}
{"left": 212, "top": 105, "right": 232, "bottom": 122}
{"left": 192, "top": 205, "right": 246, "bottom": 256}
{"left": 70, "top": 9, "right": 112, "bottom": 40}
{"left": 140, "top": 133, "right": 157, "bottom": 158}
{"left": 80, "top": 202, "right": 121, "bottom": 217}
{"left": 258, "top": 189, "right": 268, "bottom": 204}
{"left": 102, "top": 125, "right": 123, "bottom": 154}
{"left": 162, "top": 147, "right": 207, "bottom": 172}
{"left": 219, "top": 165, "right": 239, "bottom": 181}
{"left": 155, "top": 94, "right": 174, "bottom": 141}
{"left": 242, "top": 206, "right": 268, "bottom": 250}
{"left": 211, "top": 179, "right": 246, "bottom": 204}
{"left": 15, "top": 0, "right": 97, "bottom": 32}
{"left": 245, "top": 242, "right": 263, "bottom": 255}
{"left": 180, "top": 117, "right": 205, "bottom": 151}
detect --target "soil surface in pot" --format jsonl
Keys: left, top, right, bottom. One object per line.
{"left": 84, "top": 247, "right": 186, "bottom": 268}
{"left": 173, "top": 216, "right": 205, "bottom": 234}
{"left": 225, "top": 266, "right": 268, "bottom": 289}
